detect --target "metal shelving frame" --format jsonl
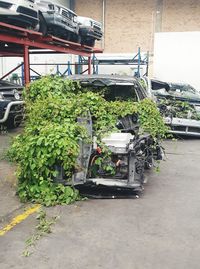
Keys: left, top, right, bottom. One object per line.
{"left": 0, "top": 22, "right": 103, "bottom": 84}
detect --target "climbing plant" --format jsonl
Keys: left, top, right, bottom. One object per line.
{"left": 8, "top": 76, "right": 168, "bottom": 206}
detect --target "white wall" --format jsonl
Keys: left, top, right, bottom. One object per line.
{"left": 0, "top": 54, "right": 74, "bottom": 80}
{"left": 154, "top": 32, "right": 200, "bottom": 91}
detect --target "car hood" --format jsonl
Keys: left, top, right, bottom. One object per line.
{"left": 0, "top": 81, "right": 23, "bottom": 91}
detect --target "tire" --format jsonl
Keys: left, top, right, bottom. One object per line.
{"left": 5, "top": 119, "right": 21, "bottom": 129}
{"left": 83, "top": 38, "right": 95, "bottom": 47}
{"left": 64, "top": 31, "right": 71, "bottom": 41}
{"left": 71, "top": 34, "right": 81, "bottom": 44}
{"left": 38, "top": 13, "right": 47, "bottom": 36}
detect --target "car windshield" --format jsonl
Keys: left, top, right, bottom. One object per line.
{"left": 103, "top": 85, "right": 139, "bottom": 101}
{"left": 168, "top": 84, "right": 200, "bottom": 100}
{"left": 82, "top": 84, "right": 139, "bottom": 102}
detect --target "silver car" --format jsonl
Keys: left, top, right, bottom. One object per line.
{"left": 0, "top": 0, "right": 39, "bottom": 29}
{"left": 36, "top": 0, "right": 79, "bottom": 41}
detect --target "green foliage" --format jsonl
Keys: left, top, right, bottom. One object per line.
{"left": 137, "top": 98, "right": 168, "bottom": 138}
{"left": 9, "top": 76, "right": 167, "bottom": 206}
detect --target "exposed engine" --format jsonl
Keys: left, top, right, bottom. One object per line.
{"left": 88, "top": 132, "right": 162, "bottom": 187}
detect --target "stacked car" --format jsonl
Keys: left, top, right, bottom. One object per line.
{"left": 0, "top": 0, "right": 103, "bottom": 47}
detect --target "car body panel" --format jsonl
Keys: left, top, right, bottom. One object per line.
{"left": 0, "top": 0, "right": 39, "bottom": 27}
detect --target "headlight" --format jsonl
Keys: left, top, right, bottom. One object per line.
{"left": 14, "top": 91, "right": 20, "bottom": 100}
{"left": 54, "top": 5, "right": 60, "bottom": 13}
{"left": 0, "top": 93, "right": 4, "bottom": 100}
{"left": 74, "top": 16, "right": 77, "bottom": 23}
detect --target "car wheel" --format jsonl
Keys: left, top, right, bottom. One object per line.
{"left": 5, "top": 119, "right": 21, "bottom": 129}
{"left": 84, "top": 39, "right": 95, "bottom": 47}
{"left": 71, "top": 34, "right": 81, "bottom": 44}
{"left": 39, "top": 13, "right": 47, "bottom": 36}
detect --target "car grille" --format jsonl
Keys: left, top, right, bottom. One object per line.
{"left": 17, "top": 6, "right": 38, "bottom": 18}
{"left": 61, "top": 9, "right": 71, "bottom": 19}
{"left": 0, "top": 1, "right": 12, "bottom": 9}
{"left": 93, "top": 24, "right": 101, "bottom": 31}
{"left": 188, "top": 127, "right": 200, "bottom": 133}
{"left": 171, "top": 126, "right": 186, "bottom": 132}
{"left": 171, "top": 125, "right": 200, "bottom": 134}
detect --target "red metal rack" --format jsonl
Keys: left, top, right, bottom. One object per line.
{"left": 0, "top": 22, "right": 103, "bottom": 84}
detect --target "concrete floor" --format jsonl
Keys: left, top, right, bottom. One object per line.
{"left": 0, "top": 131, "right": 200, "bottom": 269}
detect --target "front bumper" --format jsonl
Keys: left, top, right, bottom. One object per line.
{"left": 0, "top": 6, "right": 38, "bottom": 26}
{"left": 43, "top": 12, "right": 79, "bottom": 35}
{"left": 165, "top": 117, "right": 200, "bottom": 137}
{"left": 0, "top": 101, "right": 24, "bottom": 124}
{"left": 79, "top": 26, "right": 102, "bottom": 40}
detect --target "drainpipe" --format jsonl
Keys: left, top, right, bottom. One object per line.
{"left": 155, "top": 0, "right": 163, "bottom": 32}
{"left": 102, "top": 0, "right": 105, "bottom": 50}
{"left": 70, "top": 0, "right": 75, "bottom": 11}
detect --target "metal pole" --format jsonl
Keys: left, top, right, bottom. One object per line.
{"left": 68, "top": 61, "right": 71, "bottom": 75}
{"left": 137, "top": 47, "right": 141, "bottom": 78}
{"left": 23, "top": 45, "right": 30, "bottom": 85}
{"left": 93, "top": 53, "right": 95, "bottom": 74}
{"left": 88, "top": 56, "right": 91, "bottom": 74}
{"left": 21, "top": 62, "right": 24, "bottom": 85}
{"left": 146, "top": 51, "right": 149, "bottom": 77}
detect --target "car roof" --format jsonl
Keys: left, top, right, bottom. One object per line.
{"left": 69, "top": 74, "right": 138, "bottom": 86}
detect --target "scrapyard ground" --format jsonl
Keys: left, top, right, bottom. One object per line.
{"left": 1, "top": 128, "right": 200, "bottom": 269}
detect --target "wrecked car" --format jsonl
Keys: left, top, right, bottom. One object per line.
{"left": 0, "top": 79, "right": 24, "bottom": 129}
{"left": 53, "top": 75, "right": 164, "bottom": 197}
{"left": 140, "top": 77, "right": 200, "bottom": 137}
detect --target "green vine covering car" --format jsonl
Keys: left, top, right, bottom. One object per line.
{"left": 8, "top": 76, "right": 167, "bottom": 204}
{"left": 67, "top": 75, "right": 165, "bottom": 196}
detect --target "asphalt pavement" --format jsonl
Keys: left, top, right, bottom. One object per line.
{"left": 0, "top": 133, "right": 200, "bottom": 269}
